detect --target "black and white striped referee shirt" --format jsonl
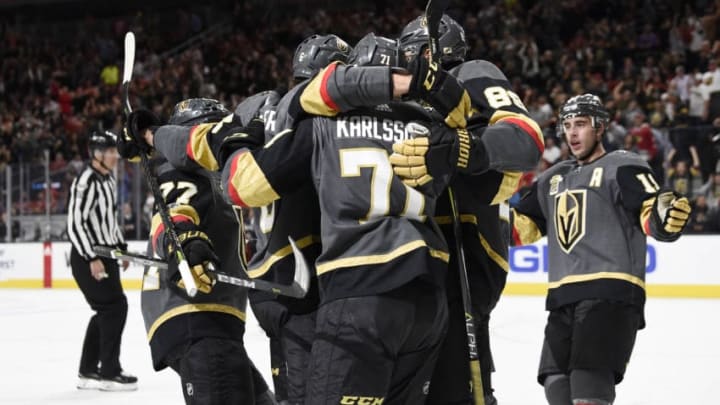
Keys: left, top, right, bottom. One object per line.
{"left": 67, "top": 164, "right": 125, "bottom": 260}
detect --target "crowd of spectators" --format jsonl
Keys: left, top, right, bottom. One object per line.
{"left": 2, "top": 0, "right": 720, "bottom": 233}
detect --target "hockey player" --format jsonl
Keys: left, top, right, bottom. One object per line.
{"left": 121, "top": 98, "right": 275, "bottom": 405}
{"left": 126, "top": 33, "right": 462, "bottom": 403}
{"left": 238, "top": 33, "right": 353, "bottom": 405}
{"left": 511, "top": 94, "right": 691, "bottom": 405}
{"left": 389, "top": 14, "right": 544, "bottom": 404}
{"left": 124, "top": 34, "right": 353, "bottom": 403}
{"left": 219, "top": 100, "right": 454, "bottom": 405}
{"left": 347, "top": 32, "right": 398, "bottom": 67}
{"left": 209, "top": 30, "right": 463, "bottom": 402}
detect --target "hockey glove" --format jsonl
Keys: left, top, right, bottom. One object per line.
{"left": 251, "top": 299, "right": 290, "bottom": 338}
{"left": 124, "top": 109, "right": 160, "bottom": 155}
{"left": 406, "top": 48, "right": 471, "bottom": 129}
{"left": 389, "top": 121, "right": 471, "bottom": 191}
{"left": 170, "top": 230, "right": 219, "bottom": 294}
{"left": 211, "top": 117, "right": 266, "bottom": 169}
{"left": 117, "top": 128, "right": 145, "bottom": 161}
{"left": 653, "top": 190, "right": 691, "bottom": 234}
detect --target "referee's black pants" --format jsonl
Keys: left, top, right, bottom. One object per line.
{"left": 71, "top": 247, "right": 128, "bottom": 378}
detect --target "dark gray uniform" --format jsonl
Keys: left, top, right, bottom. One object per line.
{"left": 141, "top": 161, "right": 259, "bottom": 404}
{"left": 237, "top": 89, "right": 321, "bottom": 405}
{"left": 149, "top": 64, "right": 429, "bottom": 404}
{"left": 512, "top": 150, "right": 661, "bottom": 386}
{"left": 221, "top": 102, "right": 451, "bottom": 405}
{"left": 426, "top": 60, "right": 544, "bottom": 404}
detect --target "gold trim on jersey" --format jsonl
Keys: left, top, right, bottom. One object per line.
{"left": 511, "top": 209, "right": 543, "bottom": 245}
{"left": 315, "top": 240, "right": 449, "bottom": 275}
{"left": 229, "top": 152, "right": 280, "bottom": 207}
{"left": 147, "top": 303, "right": 246, "bottom": 341}
{"left": 478, "top": 232, "right": 509, "bottom": 272}
{"left": 264, "top": 128, "right": 293, "bottom": 149}
{"left": 300, "top": 65, "right": 341, "bottom": 118}
{"left": 247, "top": 235, "right": 320, "bottom": 278}
{"left": 445, "top": 90, "right": 472, "bottom": 129}
{"left": 150, "top": 204, "right": 201, "bottom": 236}
{"left": 491, "top": 171, "right": 522, "bottom": 204}
{"left": 640, "top": 197, "right": 655, "bottom": 235}
{"left": 434, "top": 214, "right": 477, "bottom": 225}
{"left": 489, "top": 110, "right": 544, "bottom": 145}
{"left": 188, "top": 124, "right": 220, "bottom": 170}
{"left": 548, "top": 272, "right": 646, "bottom": 290}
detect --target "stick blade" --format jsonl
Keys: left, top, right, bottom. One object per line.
{"left": 123, "top": 32, "right": 136, "bottom": 84}
{"left": 288, "top": 236, "right": 311, "bottom": 298}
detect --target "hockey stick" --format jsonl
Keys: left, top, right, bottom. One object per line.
{"left": 424, "top": 0, "right": 450, "bottom": 67}
{"left": 123, "top": 32, "right": 198, "bottom": 297}
{"left": 448, "top": 187, "right": 485, "bottom": 405}
{"left": 424, "top": 1, "right": 485, "bottom": 403}
{"left": 94, "top": 237, "right": 310, "bottom": 299}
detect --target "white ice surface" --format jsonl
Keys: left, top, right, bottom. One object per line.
{"left": 1, "top": 289, "right": 717, "bottom": 404}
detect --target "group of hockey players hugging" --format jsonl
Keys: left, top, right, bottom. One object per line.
{"left": 115, "top": 9, "right": 691, "bottom": 405}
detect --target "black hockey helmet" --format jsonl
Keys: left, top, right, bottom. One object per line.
{"left": 169, "top": 98, "right": 230, "bottom": 126}
{"left": 398, "top": 14, "right": 467, "bottom": 69}
{"left": 558, "top": 93, "right": 610, "bottom": 133}
{"left": 88, "top": 130, "right": 117, "bottom": 152}
{"left": 292, "top": 34, "right": 352, "bottom": 80}
{"left": 348, "top": 33, "right": 398, "bottom": 67}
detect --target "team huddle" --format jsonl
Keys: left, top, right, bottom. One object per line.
{"left": 69, "top": 11, "right": 692, "bottom": 405}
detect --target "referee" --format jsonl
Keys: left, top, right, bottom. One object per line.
{"left": 67, "top": 130, "right": 137, "bottom": 391}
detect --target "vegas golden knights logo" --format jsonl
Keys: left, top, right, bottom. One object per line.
{"left": 553, "top": 189, "right": 586, "bottom": 253}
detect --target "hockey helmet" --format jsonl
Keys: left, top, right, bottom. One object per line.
{"left": 348, "top": 33, "right": 398, "bottom": 67}
{"left": 88, "top": 130, "right": 117, "bottom": 152}
{"left": 169, "top": 98, "right": 230, "bottom": 126}
{"left": 292, "top": 34, "right": 352, "bottom": 80}
{"left": 558, "top": 93, "right": 610, "bottom": 133}
{"left": 398, "top": 14, "right": 467, "bottom": 68}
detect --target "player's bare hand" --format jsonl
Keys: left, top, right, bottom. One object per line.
{"left": 90, "top": 259, "right": 108, "bottom": 281}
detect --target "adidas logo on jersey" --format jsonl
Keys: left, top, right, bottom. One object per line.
{"left": 336, "top": 116, "right": 412, "bottom": 143}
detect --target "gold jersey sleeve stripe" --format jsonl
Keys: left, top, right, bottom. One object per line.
{"left": 444, "top": 90, "right": 472, "bottom": 129}
{"left": 227, "top": 151, "right": 280, "bottom": 207}
{"left": 316, "top": 240, "right": 449, "bottom": 275}
{"left": 640, "top": 197, "right": 655, "bottom": 235}
{"left": 147, "top": 303, "right": 246, "bottom": 341}
{"left": 491, "top": 171, "right": 522, "bottom": 204}
{"left": 489, "top": 110, "right": 545, "bottom": 150}
{"left": 511, "top": 209, "right": 543, "bottom": 245}
{"left": 187, "top": 124, "right": 219, "bottom": 171}
{"left": 299, "top": 62, "right": 341, "bottom": 118}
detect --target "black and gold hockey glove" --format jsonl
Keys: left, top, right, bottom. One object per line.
{"left": 653, "top": 190, "right": 691, "bottom": 234}
{"left": 118, "top": 128, "right": 146, "bottom": 162}
{"left": 121, "top": 109, "right": 160, "bottom": 159}
{"left": 406, "top": 48, "right": 471, "bottom": 129}
{"left": 170, "top": 230, "right": 219, "bottom": 294}
{"left": 389, "top": 122, "right": 472, "bottom": 192}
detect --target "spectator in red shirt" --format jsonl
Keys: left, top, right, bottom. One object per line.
{"left": 629, "top": 112, "right": 658, "bottom": 162}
